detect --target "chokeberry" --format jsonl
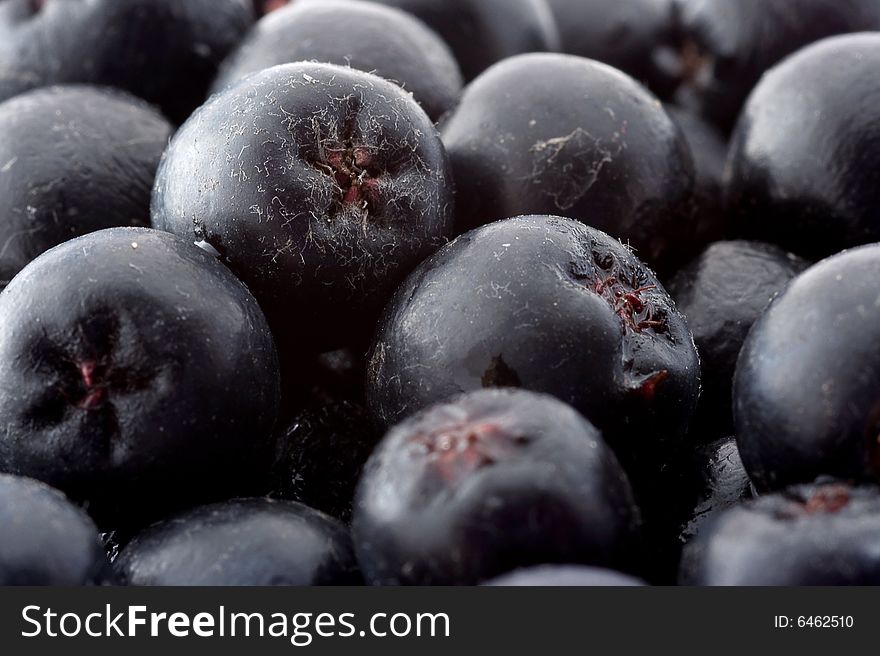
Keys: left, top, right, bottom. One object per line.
{"left": 0, "top": 0, "right": 255, "bottom": 123}
{"left": 681, "top": 481, "right": 880, "bottom": 585}
{"left": 353, "top": 389, "right": 642, "bottom": 585}
{"left": 0, "top": 474, "right": 112, "bottom": 586}
{"left": 214, "top": 0, "right": 463, "bottom": 123}
{"left": 484, "top": 565, "right": 646, "bottom": 587}
{"left": 726, "top": 33, "right": 880, "bottom": 259}
{"left": 367, "top": 216, "right": 700, "bottom": 485}
{"left": 353, "top": 0, "right": 560, "bottom": 82}
{"left": 0, "top": 85, "right": 172, "bottom": 289}
{"left": 734, "top": 244, "right": 880, "bottom": 490}
{"left": 0, "top": 228, "right": 281, "bottom": 526}
{"left": 668, "top": 240, "right": 808, "bottom": 437}
{"left": 152, "top": 62, "right": 454, "bottom": 357}
{"left": 661, "top": 0, "right": 880, "bottom": 132}
{"left": 116, "top": 499, "right": 361, "bottom": 586}
{"left": 441, "top": 53, "right": 695, "bottom": 269}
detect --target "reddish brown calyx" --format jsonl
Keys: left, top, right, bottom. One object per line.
{"left": 592, "top": 275, "right": 666, "bottom": 334}
{"left": 615, "top": 285, "right": 654, "bottom": 321}
{"left": 412, "top": 422, "right": 514, "bottom": 483}
{"left": 678, "top": 39, "right": 710, "bottom": 87}
{"left": 75, "top": 360, "right": 107, "bottom": 410}
{"left": 803, "top": 485, "right": 851, "bottom": 514}
{"left": 324, "top": 146, "right": 382, "bottom": 212}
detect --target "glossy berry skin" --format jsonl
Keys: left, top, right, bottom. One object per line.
{"left": 680, "top": 482, "right": 880, "bottom": 585}
{"left": 734, "top": 245, "right": 880, "bottom": 491}
{"left": 484, "top": 565, "right": 645, "bottom": 587}
{"left": 0, "top": 86, "right": 172, "bottom": 289}
{"left": 116, "top": 499, "right": 361, "bottom": 586}
{"left": 152, "top": 62, "right": 454, "bottom": 355}
{"left": 645, "top": 435, "right": 753, "bottom": 582}
{"left": 0, "top": 0, "right": 254, "bottom": 123}
{"left": 726, "top": 33, "right": 880, "bottom": 259}
{"left": 670, "top": 437, "right": 753, "bottom": 546}
{"left": 665, "top": 105, "right": 729, "bottom": 256}
{"left": 441, "top": 54, "right": 695, "bottom": 269}
{"left": 353, "top": 389, "right": 641, "bottom": 586}
{"left": 354, "top": 0, "right": 560, "bottom": 82}
{"left": 668, "top": 241, "right": 808, "bottom": 437}
{"left": 368, "top": 216, "right": 700, "bottom": 481}
{"left": 213, "top": 0, "right": 463, "bottom": 123}
{"left": 0, "top": 228, "right": 281, "bottom": 526}
{"left": 546, "top": 0, "right": 679, "bottom": 97}
{"left": 664, "top": 0, "right": 880, "bottom": 132}
{"left": 0, "top": 474, "right": 112, "bottom": 586}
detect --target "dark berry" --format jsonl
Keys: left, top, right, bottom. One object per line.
{"left": 367, "top": 216, "right": 700, "bottom": 485}
{"left": 545, "top": 0, "right": 680, "bottom": 97}
{"left": 0, "top": 85, "right": 172, "bottom": 289}
{"left": 441, "top": 53, "right": 695, "bottom": 270}
{"left": 726, "top": 33, "right": 880, "bottom": 259}
{"left": 680, "top": 481, "right": 880, "bottom": 585}
{"left": 0, "top": 474, "right": 112, "bottom": 586}
{"left": 116, "top": 499, "right": 361, "bottom": 586}
{"left": 354, "top": 0, "right": 560, "bottom": 82}
{"left": 0, "top": 228, "right": 280, "bottom": 526}
{"left": 643, "top": 435, "right": 753, "bottom": 582}
{"left": 484, "top": 565, "right": 646, "bottom": 587}
{"left": 353, "top": 389, "right": 642, "bottom": 585}
{"left": 0, "top": 0, "right": 255, "bottom": 123}
{"left": 661, "top": 0, "right": 880, "bottom": 132}
{"left": 665, "top": 105, "right": 730, "bottom": 257}
{"left": 667, "top": 241, "right": 808, "bottom": 437}
{"left": 214, "top": 0, "right": 463, "bottom": 123}
{"left": 670, "top": 437, "right": 754, "bottom": 546}
{"left": 152, "top": 62, "right": 454, "bottom": 356}
{"left": 734, "top": 244, "right": 880, "bottom": 490}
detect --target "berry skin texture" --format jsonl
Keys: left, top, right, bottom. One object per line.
{"left": 484, "top": 565, "right": 646, "bottom": 587}
{"left": 213, "top": 0, "right": 463, "bottom": 123}
{"left": 0, "top": 0, "right": 255, "bottom": 123}
{"left": 116, "top": 499, "right": 361, "bottom": 586}
{"left": 367, "top": 216, "right": 700, "bottom": 483}
{"left": 0, "top": 85, "right": 173, "bottom": 289}
{"left": 0, "top": 228, "right": 281, "bottom": 527}
{"left": 644, "top": 435, "right": 753, "bottom": 583}
{"left": 546, "top": 0, "right": 680, "bottom": 98}
{"left": 665, "top": 105, "right": 730, "bottom": 257}
{"left": 441, "top": 54, "right": 695, "bottom": 269}
{"left": 726, "top": 33, "right": 880, "bottom": 259}
{"left": 668, "top": 241, "right": 808, "bottom": 437}
{"left": 0, "top": 474, "right": 112, "bottom": 586}
{"left": 353, "top": 389, "right": 642, "bottom": 586}
{"left": 353, "top": 0, "right": 560, "bottom": 82}
{"left": 152, "top": 62, "right": 455, "bottom": 356}
{"left": 664, "top": 0, "right": 880, "bottom": 132}
{"left": 670, "top": 437, "right": 754, "bottom": 546}
{"left": 734, "top": 244, "right": 880, "bottom": 491}
{"left": 680, "top": 482, "right": 880, "bottom": 586}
